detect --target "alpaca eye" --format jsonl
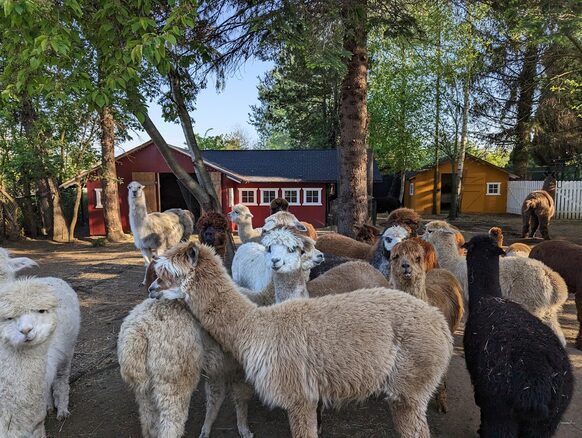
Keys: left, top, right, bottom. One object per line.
{"left": 416, "top": 256, "right": 421, "bottom": 263}
{"left": 37, "top": 309, "right": 47, "bottom": 314}
{"left": 385, "top": 237, "right": 392, "bottom": 243}
{"left": 266, "top": 246, "right": 271, "bottom": 253}
{"left": 392, "top": 254, "right": 399, "bottom": 260}
{"left": 300, "top": 249, "right": 305, "bottom": 255}
{"left": 288, "top": 247, "right": 295, "bottom": 253}
{"left": 6, "top": 317, "right": 13, "bottom": 321}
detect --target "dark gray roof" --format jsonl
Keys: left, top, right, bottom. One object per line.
{"left": 201, "top": 149, "right": 383, "bottom": 183}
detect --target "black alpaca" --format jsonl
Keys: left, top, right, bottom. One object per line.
{"left": 463, "top": 235, "right": 573, "bottom": 438}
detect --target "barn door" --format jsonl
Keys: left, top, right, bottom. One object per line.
{"left": 132, "top": 172, "right": 159, "bottom": 212}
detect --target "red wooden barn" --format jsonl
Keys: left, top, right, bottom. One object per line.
{"left": 65, "top": 140, "right": 382, "bottom": 236}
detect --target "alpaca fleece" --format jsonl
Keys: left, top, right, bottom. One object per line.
{"left": 488, "top": 226, "right": 504, "bottom": 247}
{"left": 315, "top": 232, "right": 373, "bottom": 260}
{"left": 370, "top": 225, "right": 411, "bottom": 278}
{"left": 521, "top": 173, "right": 556, "bottom": 240}
{"left": 381, "top": 208, "right": 422, "bottom": 236}
{"left": 0, "top": 247, "right": 37, "bottom": 281}
{"left": 153, "top": 242, "right": 453, "bottom": 438}
{"left": 196, "top": 212, "right": 229, "bottom": 258}
{"left": 423, "top": 220, "right": 465, "bottom": 255}
{"left": 165, "top": 208, "right": 195, "bottom": 241}
{"left": 506, "top": 242, "right": 531, "bottom": 257}
{"left": 263, "top": 211, "right": 318, "bottom": 240}
{"left": 308, "top": 253, "right": 354, "bottom": 280}
{"left": 425, "top": 227, "right": 568, "bottom": 345}
{"left": 354, "top": 224, "right": 381, "bottom": 245}
{"left": 307, "top": 260, "right": 389, "bottom": 297}
{"left": 463, "top": 235, "right": 573, "bottom": 437}
{"left": 530, "top": 240, "right": 582, "bottom": 349}
{"left": 227, "top": 204, "right": 262, "bottom": 243}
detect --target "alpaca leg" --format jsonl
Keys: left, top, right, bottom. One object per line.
{"left": 518, "top": 420, "right": 556, "bottom": 438}
{"left": 521, "top": 210, "right": 531, "bottom": 238}
{"left": 390, "top": 398, "right": 430, "bottom": 438}
{"left": 287, "top": 401, "right": 318, "bottom": 438}
{"left": 435, "top": 380, "right": 448, "bottom": 413}
{"left": 538, "top": 214, "right": 551, "bottom": 240}
{"left": 200, "top": 376, "right": 227, "bottom": 438}
{"left": 155, "top": 385, "right": 192, "bottom": 438}
{"left": 231, "top": 380, "right": 254, "bottom": 438}
{"left": 141, "top": 249, "right": 154, "bottom": 285}
{"left": 52, "top": 353, "right": 74, "bottom": 420}
{"left": 576, "top": 286, "right": 582, "bottom": 350}
{"left": 317, "top": 400, "right": 324, "bottom": 435}
{"left": 529, "top": 214, "right": 539, "bottom": 238}
{"left": 136, "top": 390, "right": 159, "bottom": 438}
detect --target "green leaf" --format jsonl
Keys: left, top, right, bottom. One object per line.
{"left": 3, "top": 0, "right": 14, "bottom": 16}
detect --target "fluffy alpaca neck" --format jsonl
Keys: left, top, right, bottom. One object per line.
{"left": 390, "top": 273, "right": 428, "bottom": 302}
{"left": 432, "top": 236, "right": 463, "bottom": 270}
{"left": 236, "top": 219, "right": 258, "bottom": 240}
{"left": 0, "top": 342, "right": 51, "bottom": 424}
{"left": 542, "top": 178, "right": 556, "bottom": 199}
{"left": 467, "top": 253, "right": 502, "bottom": 310}
{"left": 182, "top": 253, "right": 256, "bottom": 356}
{"left": 272, "top": 268, "right": 309, "bottom": 303}
{"left": 129, "top": 196, "right": 147, "bottom": 227}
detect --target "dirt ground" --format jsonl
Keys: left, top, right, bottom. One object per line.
{"left": 3, "top": 213, "right": 582, "bottom": 438}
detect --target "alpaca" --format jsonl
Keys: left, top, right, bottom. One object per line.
{"left": 270, "top": 197, "right": 289, "bottom": 214}
{"left": 530, "top": 240, "right": 582, "bottom": 349}
{"left": 308, "top": 253, "right": 354, "bottom": 280}
{"left": 315, "top": 232, "right": 373, "bottom": 260}
{"left": 389, "top": 239, "right": 464, "bottom": 413}
{"left": 423, "top": 220, "right": 465, "bottom": 255}
{"left": 505, "top": 242, "right": 531, "bottom": 257}
{"left": 307, "top": 260, "right": 389, "bottom": 297}
{"left": 424, "top": 227, "right": 568, "bottom": 345}
{"left": 370, "top": 225, "right": 411, "bottom": 278}
{"left": 0, "top": 276, "right": 80, "bottom": 436}
{"left": 488, "top": 226, "right": 503, "bottom": 247}
{"left": 463, "top": 235, "right": 573, "bottom": 437}
{"left": 118, "top": 298, "right": 254, "bottom": 438}
{"left": 227, "top": 204, "right": 262, "bottom": 243}
{"left": 196, "top": 212, "right": 230, "bottom": 259}
{"left": 380, "top": 207, "right": 422, "bottom": 236}
{"left": 521, "top": 172, "right": 556, "bottom": 240}
{"left": 263, "top": 211, "right": 314, "bottom": 239}
{"left": 354, "top": 223, "right": 381, "bottom": 245}
{"left": 150, "top": 242, "right": 453, "bottom": 438}
{"left": 127, "top": 181, "right": 193, "bottom": 282}
{"left": 165, "top": 208, "right": 195, "bottom": 242}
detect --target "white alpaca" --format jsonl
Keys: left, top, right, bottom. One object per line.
{"left": 0, "top": 277, "right": 79, "bottom": 437}
{"left": 0, "top": 248, "right": 80, "bottom": 420}
{"left": 127, "top": 181, "right": 193, "bottom": 282}
{"left": 150, "top": 242, "right": 453, "bottom": 438}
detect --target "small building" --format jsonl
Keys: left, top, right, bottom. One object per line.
{"left": 403, "top": 154, "right": 519, "bottom": 214}
{"left": 68, "top": 140, "right": 382, "bottom": 236}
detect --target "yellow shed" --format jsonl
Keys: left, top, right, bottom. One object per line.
{"left": 403, "top": 154, "right": 519, "bottom": 215}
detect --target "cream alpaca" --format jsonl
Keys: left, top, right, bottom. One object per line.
{"left": 424, "top": 224, "right": 568, "bottom": 345}
{"left": 227, "top": 204, "right": 262, "bottom": 243}
{"left": 0, "top": 279, "right": 71, "bottom": 437}
{"left": 150, "top": 242, "right": 453, "bottom": 438}
{"left": 263, "top": 211, "right": 318, "bottom": 240}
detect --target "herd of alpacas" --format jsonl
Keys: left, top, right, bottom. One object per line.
{"left": 0, "top": 179, "right": 578, "bottom": 438}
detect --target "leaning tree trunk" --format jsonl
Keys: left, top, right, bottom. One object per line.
{"left": 68, "top": 180, "right": 83, "bottom": 242}
{"left": 337, "top": 0, "right": 369, "bottom": 237}
{"left": 511, "top": 43, "right": 539, "bottom": 179}
{"left": 100, "top": 106, "right": 126, "bottom": 242}
{"left": 46, "top": 177, "right": 70, "bottom": 242}
{"left": 449, "top": 74, "right": 470, "bottom": 220}
{"left": 20, "top": 178, "right": 38, "bottom": 238}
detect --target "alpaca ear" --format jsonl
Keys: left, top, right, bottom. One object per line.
{"left": 246, "top": 213, "right": 254, "bottom": 219}
{"left": 186, "top": 247, "right": 199, "bottom": 265}
{"left": 293, "top": 220, "right": 308, "bottom": 232}
{"left": 9, "top": 256, "right": 38, "bottom": 273}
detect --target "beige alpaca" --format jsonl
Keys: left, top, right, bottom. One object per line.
{"left": 389, "top": 239, "right": 464, "bottom": 413}
{"left": 150, "top": 242, "right": 453, "bottom": 438}
{"left": 424, "top": 224, "right": 568, "bottom": 345}
{"left": 227, "top": 204, "right": 262, "bottom": 243}
{"left": 315, "top": 232, "right": 374, "bottom": 260}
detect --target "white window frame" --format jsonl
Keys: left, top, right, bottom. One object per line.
{"left": 302, "top": 188, "right": 323, "bottom": 206}
{"left": 238, "top": 188, "right": 257, "bottom": 205}
{"left": 259, "top": 188, "right": 279, "bottom": 206}
{"left": 486, "top": 182, "right": 501, "bottom": 196}
{"left": 409, "top": 182, "right": 414, "bottom": 196}
{"left": 282, "top": 188, "right": 301, "bottom": 206}
{"left": 94, "top": 188, "right": 103, "bottom": 209}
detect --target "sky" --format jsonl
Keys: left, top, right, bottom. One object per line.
{"left": 119, "top": 58, "right": 272, "bottom": 153}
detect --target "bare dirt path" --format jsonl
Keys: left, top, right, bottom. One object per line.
{"left": 3, "top": 214, "right": 581, "bottom": 437}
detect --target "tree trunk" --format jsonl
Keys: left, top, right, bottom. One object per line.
{"left": 68, "top": 181, "right": 83, "bottom": 242}
{"left": 449, "top": 74, "right": 470, "bottom": 219}
{"left": 46, "top": 177, "right": 69, "bottom": 242}
{"left": 337, "top": 0, "right": 369, "bottom": 237}
{"left": 36, "top": 178, "right": 52, "bottom": 236}
{"left": 168, "top": 70, "right": 221, "bottom": 212}
{"left": 511, "top": 43, "right": 539, "bottom": 179}
{"left": 20, "top": 179, "right": 38, "bottom": 238}
{"left": 432, "top": 24, "right": 442, "bottom": 214}
{"left": 100, "top": 106, "right": 126, "bottom": 242}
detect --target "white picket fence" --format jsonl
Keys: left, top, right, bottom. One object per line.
{"left": 507, "top": 180, "right": 582, "bottom": 220}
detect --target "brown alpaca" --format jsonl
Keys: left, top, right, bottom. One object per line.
{"left": 196, "top": 212, "right": 229, "bottom": 258}
{"left": 488, "top": 227, "right": 503, "bottom": 247}
{"left": 410, "top": 237, "right": 439, "bottom": 270}
{"left": 354, "top": 223, "right": 381, "bottom": 245}
{"left": 530, "top": 240, "right": 582, "bottom": 349}
{"left": 521, "top": 172, "right": 556, "bottom": 240}
{"left": 381, "top": 208, "right": 423, "bottom": 237}
{"left": 389, "top": 239, "right": 464, "bottom": 413}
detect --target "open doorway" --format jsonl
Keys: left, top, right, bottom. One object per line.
{"left": 440, "top": 173, "right": 453, "bottom": 212}
{"left": 158, "top": 173, "right": 201, "bottom": 219}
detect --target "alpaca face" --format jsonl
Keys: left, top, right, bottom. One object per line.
{"left": 227, "top": 205, "right": 252, "bottom": 224}
{"left": 390, "top": 241, "right": 425, "bottom": 281}
{"left": 0, "top": 297, "right": 57, "bottom": 348}
{"left": 127, "top": 181, "right": 145, "bottom": 200}
{"left": 265, "top": 242, "right": 302, "bottom": 273}
{"left": 201, "top": 226, "right": 221, "bottom": 246}
{"left": 301, "top": 248, "right": 324, "bottom": 270}
{"left": 463, "top": 235, "right": 505, "bottom": 262}
{"left": 381, "top": 225, "right": 410, "bottom": 253}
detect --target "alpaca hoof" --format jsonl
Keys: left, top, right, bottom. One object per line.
{"left": 56, "top": 409, "right": 70, "bottom": 420}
